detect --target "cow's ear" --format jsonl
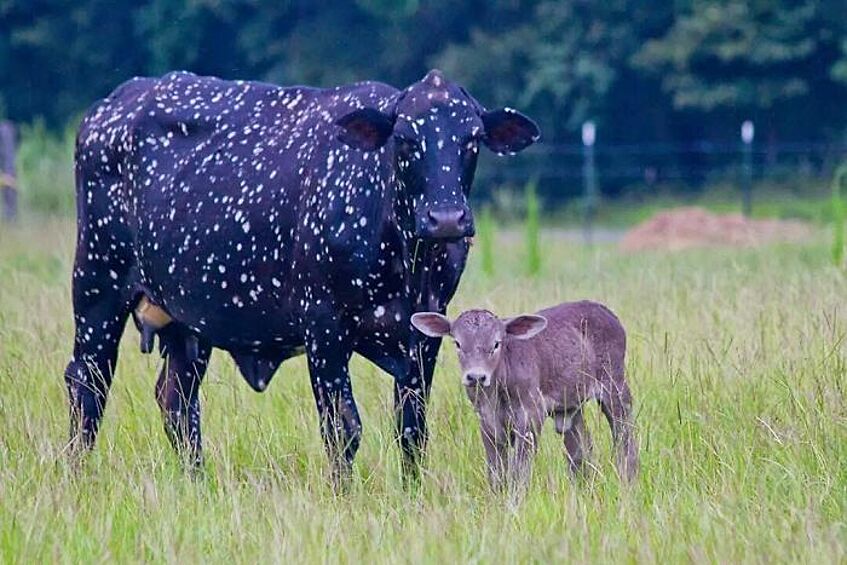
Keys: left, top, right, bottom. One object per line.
{"left": 411, "top": 312, "right": 451, "bottom": 338}
{"left": 336, "top": 108, "right": 395, "bottom": 151}
{"left": 504, "top": 314, "right": 547, "bottom": 340}
{"left": 481, "top": 108, "right": 540, "bottom": 155}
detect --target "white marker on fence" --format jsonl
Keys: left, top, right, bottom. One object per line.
{"left": 741, "top": 120, "right": 754, "bottom": 217}
{"left": 741, "top": 120, "right": 755, "bottom": 145}
{"left": 582, "top": 121, "right": 598, "bottom": 244}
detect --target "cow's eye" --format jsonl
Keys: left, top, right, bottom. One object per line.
{"left": 492, "top": 341, "right": 501, "bottom": 352}
{"left": 461, "top": 134, "right": 479, "bottom": 151}
{"left": 454, "top": 340, "right": 462, "bottom": 351}
{"left": 395, "top": 135, "right": 419, "bottom": 152}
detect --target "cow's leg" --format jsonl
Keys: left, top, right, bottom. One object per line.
{"left": 560, "top": 408, "right": 593, "bottom": 476}
{"left": 599, "top": 381, "right": 638, "bottom": 481}
{"left": 395, "top": 335, "right": 441, "bottom": 480}
{"left": 155, "top": 325, "right": 211, "bottom": 469}
{"left": 304, "top": 312, "right": 361, "bottom": 483}
{"left": 64, "top": 264, "right": 133, "bottom": 455}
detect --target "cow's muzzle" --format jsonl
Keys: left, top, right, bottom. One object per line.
{"left": 420, "top": 205, "right": 474, "bottom": 240}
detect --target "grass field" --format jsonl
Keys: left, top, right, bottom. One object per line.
{"left": 1, "top": 217, "right": 845, "bottom": 563}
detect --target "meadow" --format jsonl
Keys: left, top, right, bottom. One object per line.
{"left": 0, "top": 216, "right": 845, "bottom": 563}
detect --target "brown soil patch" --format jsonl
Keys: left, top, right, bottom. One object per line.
{"left": 620, "top": 207, "right": 813, "bottom": 252}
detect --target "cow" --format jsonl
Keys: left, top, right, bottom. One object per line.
{"left": 65, "top": 69, "right": 539, "bottom": 480}
{"left": 411, "top": 301, "right": 638, "bottom": 490}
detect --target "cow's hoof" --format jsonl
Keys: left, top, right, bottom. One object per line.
{"left": 140, "top": 325, "right": 156, "bottom": 354}
{"left": 185, "top": 334, "right": 199, "bottom": 362}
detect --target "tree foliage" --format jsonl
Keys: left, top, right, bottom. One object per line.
{"left": 0, "top": 0, "right": 844, "bottom": 146}
{"left": 634, "top": 2, "right": 837, "bottom": 111}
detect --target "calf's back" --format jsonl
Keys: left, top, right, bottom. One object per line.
{"left": 504, "top": 300, "right": 626, "bottom": 402}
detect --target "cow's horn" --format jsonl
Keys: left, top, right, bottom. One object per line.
{"left": 423, "top": 69, "right": 445, "bottom": 88}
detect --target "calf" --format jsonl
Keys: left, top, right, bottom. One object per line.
{"left": 412, "top": 301, "right": 637, "bottom": 489}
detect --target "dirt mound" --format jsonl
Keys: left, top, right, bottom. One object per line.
{"left": 620, "top": 207, "right": 812, "bottom": 252}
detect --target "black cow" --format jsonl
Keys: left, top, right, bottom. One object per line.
{"left": 65, "top": 70, "right": 538, "bottom": 479}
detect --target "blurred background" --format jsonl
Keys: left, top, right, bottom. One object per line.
{"left": 1, "top": 0, "right": 846, "bottom": 225}
{"left": 4, "top": 5, "right": 847, "bottom": 559}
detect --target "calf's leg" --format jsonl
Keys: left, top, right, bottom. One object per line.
{"left": 155, "top": 325, "right": 211, "bottom": 470}
{"left": 560, "top": 408, "right": 594, "bottom": 476}
{"left": 508, "top": 409, "right": 543, "bottom": 492}
{"left": 599, "top": 381, "right": 638, "bottom": 481}
{"left": 479, "top": 419, "right": 508, "bottom": 491}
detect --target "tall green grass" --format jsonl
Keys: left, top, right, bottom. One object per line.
{"left": 476, "top": 205, "right": 495, "bottom": 276}
{"left": 0, "top": 218, "right": 842, "bottom": 562}
{"left": 831, "top": 164, "right": 847, "bottom": 266}
{"left": 545, "top": 180, "right": 835, "bottom": 228}
{"left": 16, "top": 121, "right": 76, "bottom": 216}
{"left": 524, "top": 179, "right": 541, "bottom": 276}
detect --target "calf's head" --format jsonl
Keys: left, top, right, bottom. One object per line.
{"left": 411, "top": 309, "right": 547, "bottom": 387}
{"left": 336, "top": 70, "right": 539, "bottom": 241}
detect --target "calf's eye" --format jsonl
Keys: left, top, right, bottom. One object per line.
{"left": 492, "top": 341, "right": 501, "bottom": 353}
{"left": 454, "top": 340, "right": 462, "bottom": 351}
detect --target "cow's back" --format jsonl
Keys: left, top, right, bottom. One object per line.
{"left": 76, "top": 71, "right": 396, "bottom": 219}
{"left": 75, "top": 72, "right": 402, "bottom": 349}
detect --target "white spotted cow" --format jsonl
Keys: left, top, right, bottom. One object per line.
{"left": 65, "top": 70, "right": 539, "bottom": 479}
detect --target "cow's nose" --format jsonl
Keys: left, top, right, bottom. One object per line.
{"left": 425, "top": 206, "right": 472, "bottom": 240}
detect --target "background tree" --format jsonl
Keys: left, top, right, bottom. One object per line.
{"left": 633, "top": 1, "right": 846, "bottom": 142}
{"left": 0, "top": 0, "right": 844, "bottom": 203}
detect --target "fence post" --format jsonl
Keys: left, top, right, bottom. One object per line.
{"left": 0, "top": 121, "right": 18, "bottom": 223}
{"left": 582, "top": 120, "right": 597, "bottom": 244}
{"left": 741, "top": 120, "right": 754, "bottom": 217}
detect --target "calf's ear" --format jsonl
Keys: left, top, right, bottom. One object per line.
{"left": 504, "top": 315, "right": 547, "bottom": 340}
{"left": 481, "top": 108, "right": 540, "bottom": 155}
{"left": 336, "top": 108, "right": 395, "bottom": 151}
{"left": 411, "top": 312, "right": 452, "bottom": 338}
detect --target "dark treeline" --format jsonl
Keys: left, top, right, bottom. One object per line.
{"left": 2, "top": 0, "right": 846, "bottom": 198}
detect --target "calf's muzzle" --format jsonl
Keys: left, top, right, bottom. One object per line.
{"left": 463, "top": 372, "right": 491, "bottom": 387}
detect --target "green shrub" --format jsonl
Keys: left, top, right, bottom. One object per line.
{"left": 831, "top": 165, "right": 847, "bottom": 266}
{"left": 524, "top": 179, "right": 541, "bottom": 276}
{"left": 476, "top": 205, "right": 495, "bottom": 276}
{"left": 17, "top": 121, "right": 76, "bottom": 216}
{"left": 488, "top": 185, "right": 527, "bottom": 223}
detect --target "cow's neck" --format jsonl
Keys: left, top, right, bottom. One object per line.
{"left": 389, "top": 179, "right": 447, "bottom": 313}
{"left": 405, "top": 237, "right": 443, "bottom": 312}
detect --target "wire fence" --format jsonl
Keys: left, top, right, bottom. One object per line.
{"left": 476, "top": 139, "right": 847, "bottom": 204}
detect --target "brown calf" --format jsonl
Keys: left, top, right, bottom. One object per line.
{"left": 412, "top": 301, "right": 637, "bottom": 490}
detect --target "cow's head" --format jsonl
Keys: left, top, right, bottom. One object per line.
{"left": 336, "top": 70, "right": 540, "bottom": 241}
